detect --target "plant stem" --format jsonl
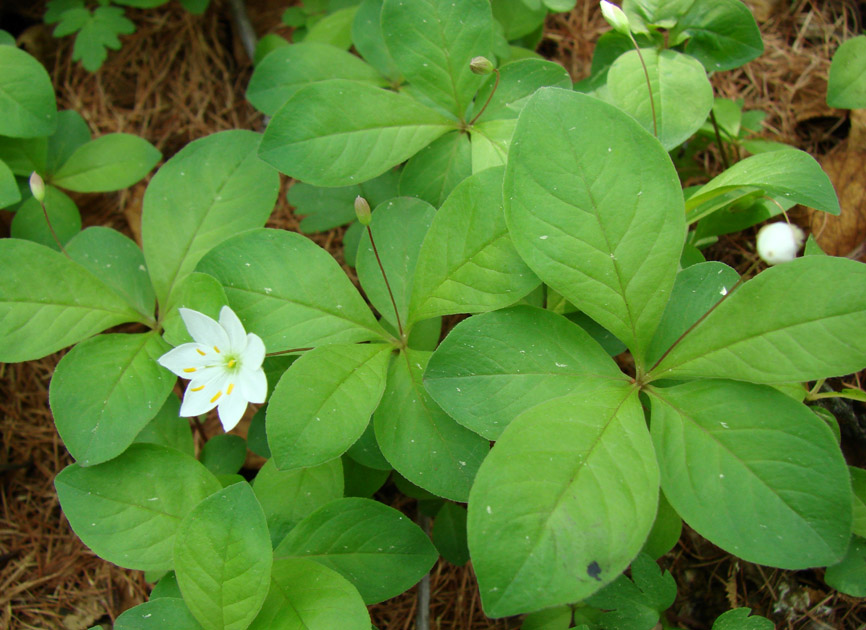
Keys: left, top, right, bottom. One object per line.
{"left": 266, "top": 347, "right": 314, "bottom": 356}
{"left": 415, "top": 513, "right": 431, "bottom": 630}
{"left": 468, "top": 69, "right": 500, "bottom": 127}
{"left": 366, "top": 225, "right": 404, "bottom": 340}
{"left": 709, "top": 109, "right": 730, "bottom": 170}
{"left": 38, "top": 196, "right": 70, "bottom": 257}
{"left": 629, "top": 35, "right": 657, "bottom": 138}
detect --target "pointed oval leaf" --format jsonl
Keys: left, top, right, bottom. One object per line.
{"left": 473, "top": 58, "right": 572, "bottom": 123}
{"left": 253, "top": 458, "right": 344, "bottom": 547}
{"left": 274, "top": 497, "right": 438, "bottom": 604}
{"left": 650, "top": 257, "right": 866, "bottom": 383}
{"left": 45, "top": 109, "right": 92, "bottom": 175}
{"left": 828, "top": 36, "right": 866, "bottom": 109}
{"left": 504, "top": 88, "right": 685, "bottom": 366}
{"left": 248, "top": 557, "right": 370, "bottom": 630}
{"left": 51, "top": 133, "right": 161, "bottom": 192}
{"left": 0, "top": 159, "right": 21, "bottom": 208}
{"left": 55, "top": 443, "right": 222, "bottom": 572}
{"left": 381, "top": 0, "right": 494, "bottom": 118}
{"left": 197, "top": 229, "right": 387, "bottom": 351}
{"left": 50, "top": 332, "right": 175, "bottom": 466}
{"left": 11, "top": 184, "right": 81, "bottom": 249}
{"left": 246, "top": 42, "right": 387, "bottom": 116}
{"left": 0, "top": 238, "right": 145, "bottom": 362}
{"left": 174, "top": 482, "right": 272, "bottom": 630}
{"left": 375, "top": 349, "right": 489, "bottom": 501}
{"left": 671, "top": 0, "right": 763, "bottom": 72}
{"left": 267, "top": 343, "right": 392, "bottom": 470}
{"left": 352, "top": 0, "right": 401, "bottom": 82}
{"left": 142, "top": 130, "right": 279, "bottom": 307}
{"left": 649, "top": 380, "right": 852, "bottom": 569}
{"left": 468, "top": 383, "right": 658, "bottom": 617}
{"left": 398, "top": 131, "right": 472, "bottom": 207}
{"left": 0, "top": 45, "right": 57, "bottom": 138}
{"left": 134, "top": 393, "right": 195, "bottom": 457}
{"left": 424, "top": 305, "right": 625, "bottom": 439}
{"left": 608, "top": 48, "right": 714, "bottom": 150}
{"left": 409, "top": 167, "right": 540, "bottom": 325}
{"left": 259, "top": 79, "right": 454, "bottom": 187}
{"left": 115, "top": 598, "right": 203, "bottom": 630}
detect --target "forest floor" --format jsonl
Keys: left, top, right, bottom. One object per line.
{"left": 1, "top": 0, "right": 865, "bottom": 628}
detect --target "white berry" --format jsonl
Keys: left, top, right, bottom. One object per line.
{"left": 756, "top": 222, "right": 805, "bottom": 265}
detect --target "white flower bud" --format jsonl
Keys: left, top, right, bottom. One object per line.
{"left": 600, "top": 1, "right": 631, "bottom": 36}
{"left": 354, "top": 196, "right": 372, "bottom": 226}
{"left": 29, "top": 172, "right": 45, "bottom": 202}
{"left": 469, "top": 56, "right": 494, "bottom": 75}
{"left": 756, "top": 222, "right": 805, "bottom": 265}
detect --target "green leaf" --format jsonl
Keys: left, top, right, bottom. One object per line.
{"left": 134, "top": 394, "right": 195, "bottom": 457}
{"left": 685, "top": 149, "right": 841, "bottom": 224}
{"left": 197, "top": 229, "right": 387, "bottom": 351}
{"left": 0, "top": 159, "right": 19, "bottom": 208}
{"left": 174, "top": 482, "right": 272, "bottom": 630}
{"left": 290, "top": 169, "right": 400, "bottom": 233}
{"left": 670, "top": 0, "right": 763, "bottom": 72}
{"left": 0, "top": 136, "right": 47, "bottom": 175}
{"left": 200, "top": 434, "right": 247, "bottom": 475}
{"left": 520, "top": 606, "right": 573, "bottom": 630}
{"left": 409, "top": 167, "right": 539, "bottom": 324}
{"left": 472, "top": 58, "right": 572, "bottom": 123}
{"left": 398, "top": 131, "right": 472, "bottom": 207}
{"left": 357, "top": 197, "right": 435, "bottom": 329}
{"left": 51, "top": 133, "right": 160, "bottom": 192}
{"left": 115, "top": 598, "right": 203, "bottom": 630}
{"left": 352, "top": 0, "right": 401, "bottom": 82}
{"left": 0, "top": 45, "right": 57, "bottom": 138}
{"left": 249, "top": 557, "right": 370, "bottom": 630}
{"left": 179, "top": 0, "right": 210, "bottom": 14}
{"left": 646, "top": 261, "right": 739, "bottom": 366}
{"left": 623, "top": 0, "right": 692, "bottom": 30}
{"left": 55, "top": 443, "right": 222, "bottom": 571}
{"left": 259, "top": 80, "right": 454, "bottom": 187}
{"left": 433, "top": 502, "right": 469, "bottom": 565}
{"left": 274, "top": 497, "right": 438, "bottom": 604}
{"left": 469, "top": 118, "right": 515, "bottom": 172}
{"left": 425, "top": 306, "right": 624, "bottom": 439}
{"left": 851, "top": 466, "right": 866, "bottom": 538}
{"left": 584, "top": 553, "right": 677, "bottom": 630}
{"left": 468, "top": 383, "right": 658, "bottom": 617}
{"left": 827, "top": 36, "right": 866, "bottom": 109}
{"left": 711, "top": 608, "right": 775, "bottom": 630}
{"left": 49, "top": 332, "right": 175, "bottom": 465}
{"left": 141, "top": 130, "right": 279, "bottom": 307}
{"left": 649, "top": 380, "right": 852, "bottom": 569}
{"left": 0, "top": 239, "right": 145, "bottom": 362}
{"left": 381, "top": 0, "right": 494, "bottom": 118}
{"left": 253, "top": 458, "right": 344, "bottom": 547}
{"left": 66, "top": 226, "right": 156, "bottom": 320}
{"left": 504, "top": 88, "right": 684, "bottom": 366}
{"left": 375, "top": 350, "right": 489, "bottom": 501}
{"left": 45, "top": 0, "right": 84, "bottom": 24}
{"left": 161, "top": 272, "right": 228, "bottom": 346}
{"left": 57, "top": 6, "right": 136, "bottom": 72}
{"left": 10, "top": 185, "right": 81, "bottom": 250}
{"left": 45, "top": 109, "right": 92, "bottom": 175}
{"left": 345, "top": 421, "right": 391, "bottom": 470}
{"left": 246, "top": 42, "right": 387, "bottom": 116}
{"left": 649, "top": 257, "right": 866, "bottom": 383}
{"left": 824, "top": 536, "right": 866, "bottom": 597}
{"left": 342, "top": 455, "right": 389, "bottom": 497}
{"left": 490, "top": 0, "right": 547, "bottom": 42}
{"left": 267, "top": 343, "right": 392, "bottom": 470}
{"left": 607, "top": 48, "right": 713, "bottom": 150}
{"left": 304, "top": 6, "right": 359, "bottom": 49}
{"left": 641, "top": 490, "right": 682, "bottom": 560}
{"left": 253, "top": 34, "right": 289, "bottom": 66}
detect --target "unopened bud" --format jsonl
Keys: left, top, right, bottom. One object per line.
{"left": 29, "top": 172, "right": 45, "bottom": 202}
{"left": 600, "top": 1, "right": 631, "bottom": 36}
{"left": 756, "top": 222, "right": 805, "bottom": 265}
{"left": 354, "top": 196, "right": 372, "bottom": 226}
{"left": 469, "top": 56, "right": 494, "bottom": 75}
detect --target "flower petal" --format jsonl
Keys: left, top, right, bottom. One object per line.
{"left": 180, "top": 308, "right": 230, "bottom": 349}
{"left": 242, "top": 333, "right": 266, "bottom": 369}
{"left": 217, "top": 389, "right": 248, "bottom": 431}
{"left": 239, "top": 367, "right": 267, "bottom": 404}
{"left": 180, "top": 371, "right": 230, "bottom": 417}
{"left": 158, "top": 343, "right": 212, "bottom": 377}
{"left": 219, "top": 305, "right": 248, "bottom": 353}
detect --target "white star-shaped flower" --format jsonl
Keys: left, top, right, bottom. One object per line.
{"left": 158, "top": 306, "right": 267, "bottom": 431}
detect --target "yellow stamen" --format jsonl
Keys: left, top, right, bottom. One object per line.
{"left": 183, "top": 367, "right": 196, "bottom": 373}
{"left": 196, "top": 349, "right": 206, "bottom": 356}
{"left": 214, "top": 346, "right": 221, "bottom": 353}
{"left": 191, "top": 385, "right": 205, "bottom": 392}
{"left": 227, "top": 359, "right": 237, "bottom": 368}
{"left": 227, "top": 383, "right": 234, "bottom": 395}
{"left": 210, "top": 391, "right": 223, "bottom": 403}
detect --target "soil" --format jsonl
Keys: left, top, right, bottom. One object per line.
{"left": 1, "top": 1, "right": 865, "bottom": 629}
